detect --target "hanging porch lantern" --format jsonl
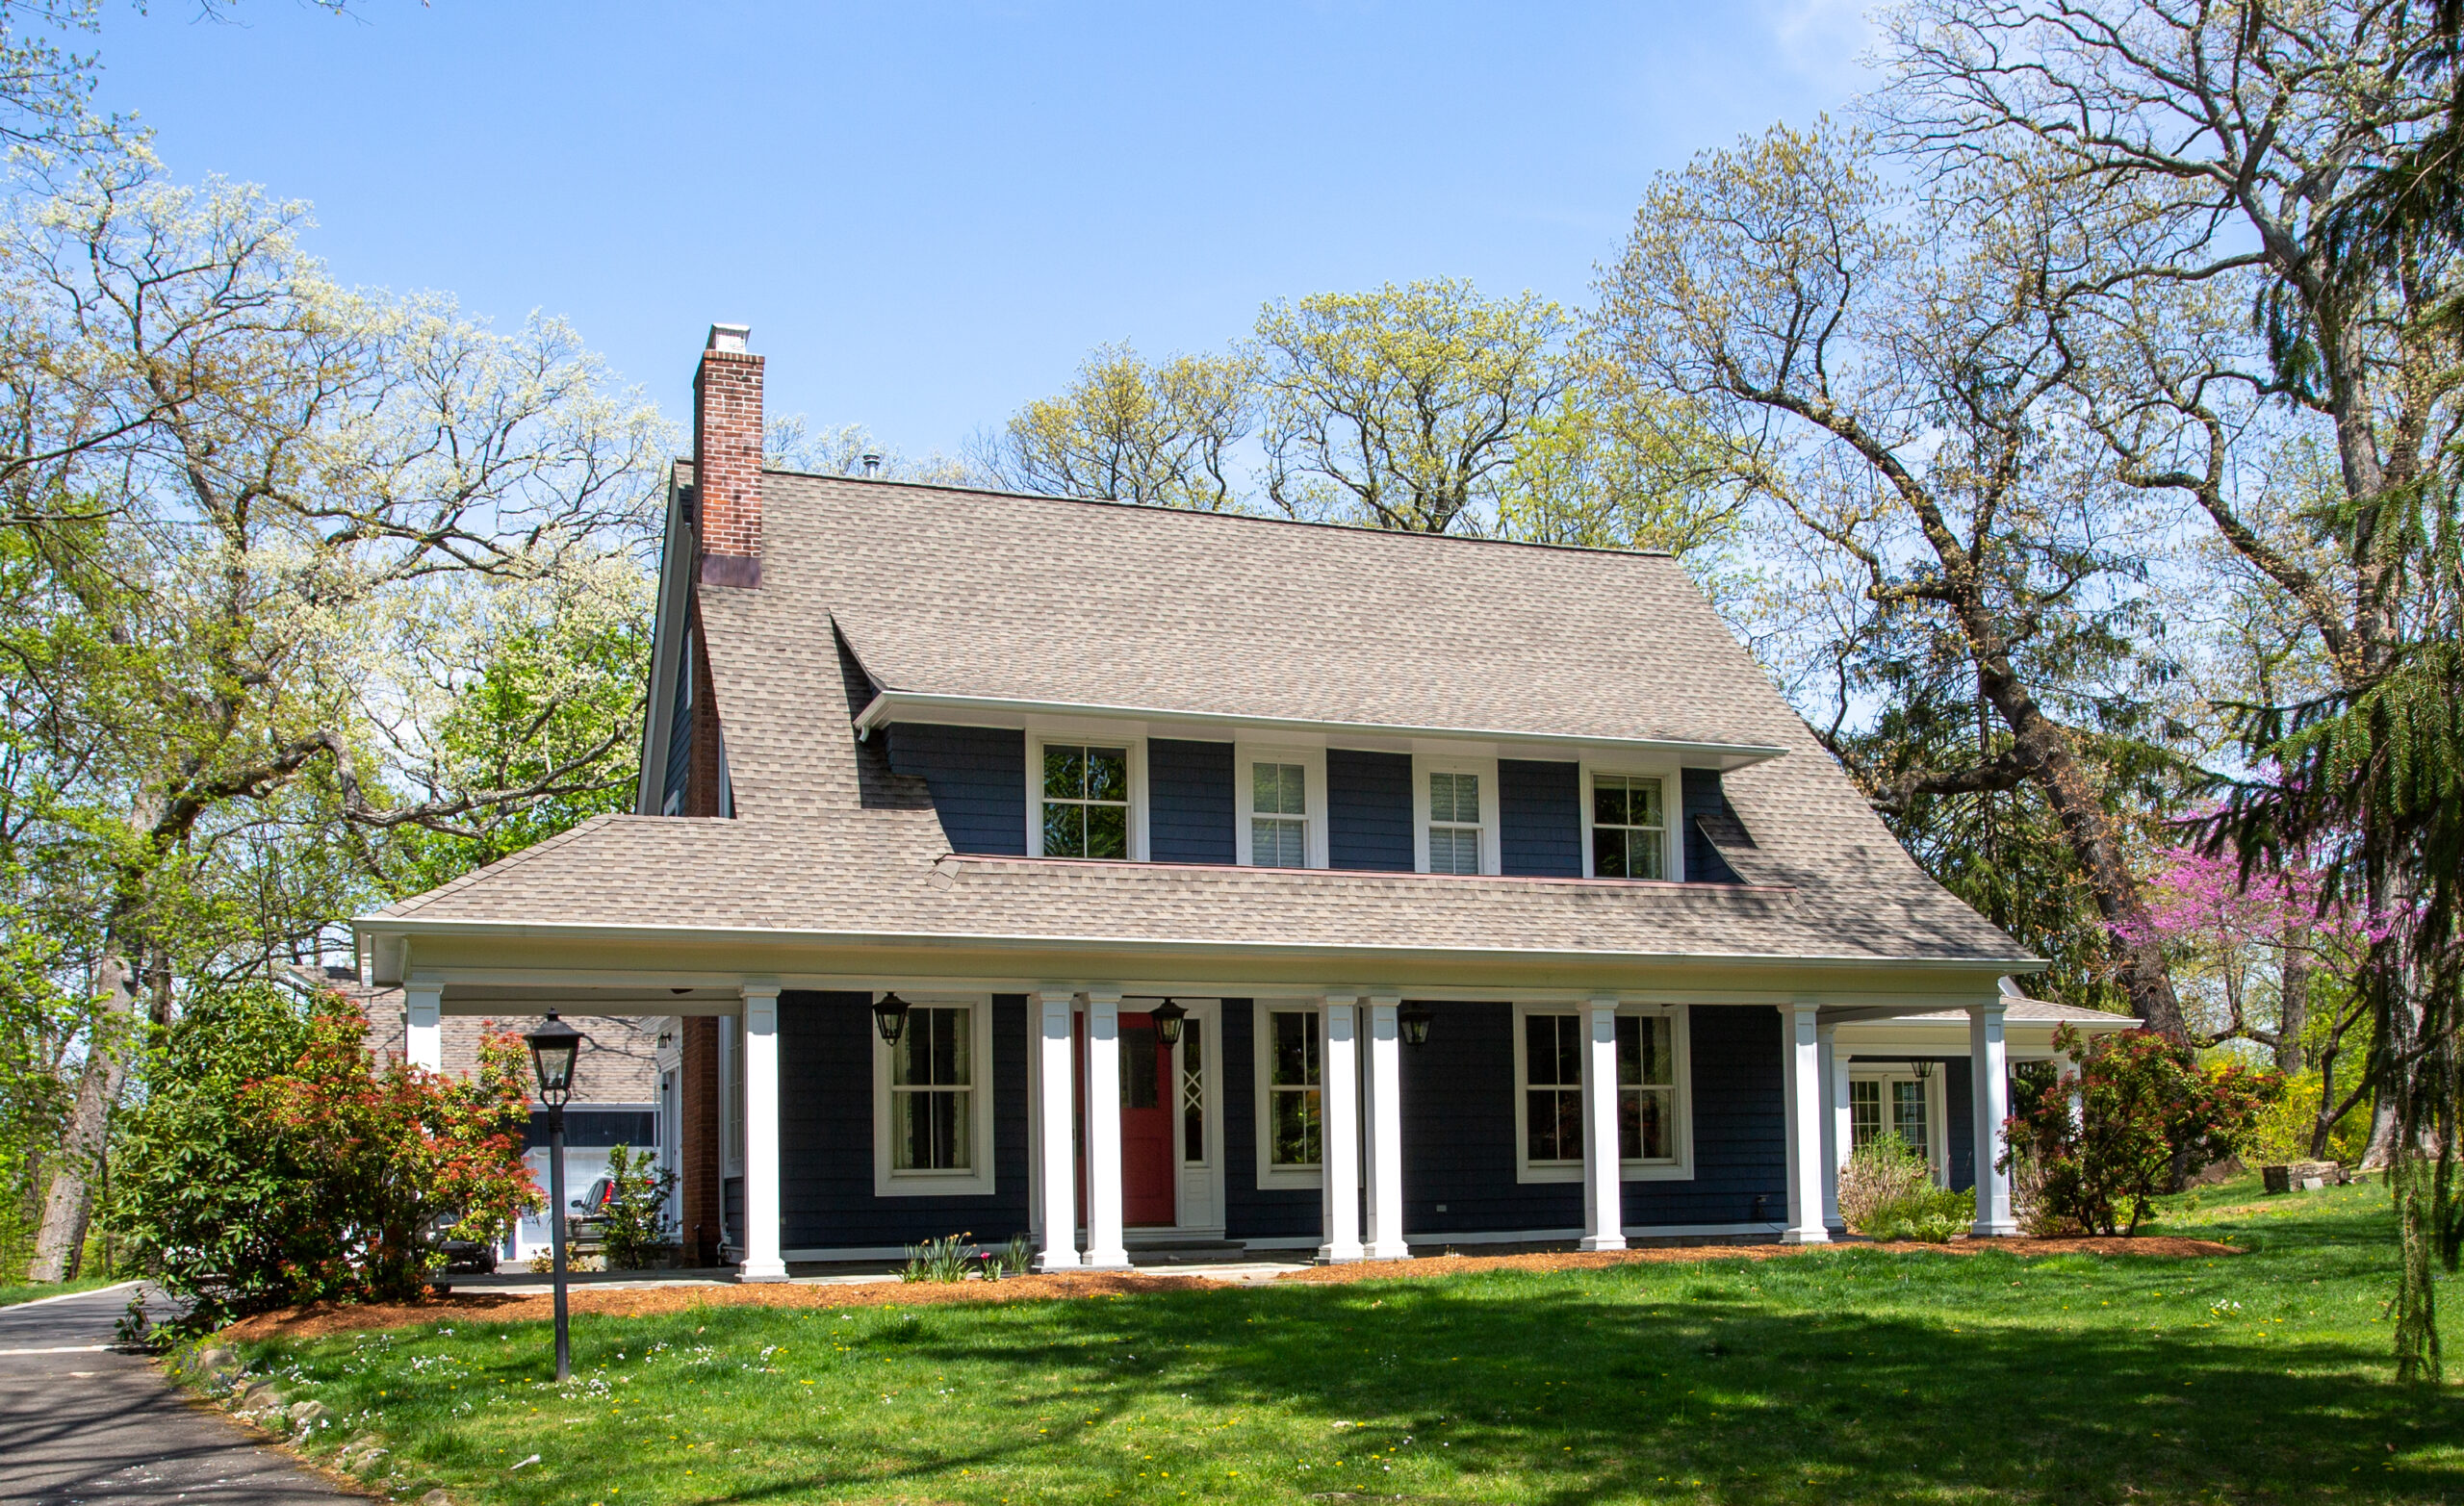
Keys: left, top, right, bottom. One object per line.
{"left": 872, "top": 992, "right": 912, "bottom": 1045}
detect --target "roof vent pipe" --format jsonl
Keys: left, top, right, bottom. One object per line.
{"left": 860, "top": 450, "right": 883, "bottom": 477}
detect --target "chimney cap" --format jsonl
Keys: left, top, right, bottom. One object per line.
{"left": 707, "top": 322, "right": 752, "bottom": 353}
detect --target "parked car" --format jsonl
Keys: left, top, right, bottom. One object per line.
{"left": 424, "top": 1212, "right": 498, "bottom": 1275}
{"left": 566, "top": 1176, "right": 616, "bottom": 1239}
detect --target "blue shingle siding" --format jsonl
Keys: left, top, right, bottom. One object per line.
{"left": 1327, "top": 749, "right": 1414, "bottom": 871}
{"left": 1148, "top": 738, "right": 1236, "bottom": 864}
{"left": 659, "top": 627, "right": 692, "bottom": 813}
{"left": 1948, "top": 1058, "right": 1977, "bottom": 1191}
{"left": 1398, "top": 1002, "right": 1786, "bottom": 1236}
{"left": 1499, "top": 759, "right": 1582, "bottom": 877}
{"left": 1681, "top": 767, "right": 1743, "bottom": 884}
{"left": 1219, "top": 999, "right": 1320, "bottom": 1240}
{"left": 883, "top": 724, "right": 1028, "bottom": 855}
{"left": 778, "top": 990, "right": 1031, "bottom": 1250}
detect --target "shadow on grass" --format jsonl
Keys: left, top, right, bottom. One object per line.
{"left": 643, "top": 1253, "right": 2463, "bottom": 1505}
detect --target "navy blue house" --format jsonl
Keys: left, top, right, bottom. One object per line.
{"left": 357, "top": 327, "right": 2123, "bottom": 1276}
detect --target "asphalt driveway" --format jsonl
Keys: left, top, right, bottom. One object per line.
{"left": 0, "top": 1283, "right": 356, "bottom": 1504}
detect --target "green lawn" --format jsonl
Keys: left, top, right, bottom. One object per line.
{"left": 0, "top": 1273, "right": 131, "bottom": 1308}
{"left": 226, "top": 1176, "right": 2464, "bottom": 1504}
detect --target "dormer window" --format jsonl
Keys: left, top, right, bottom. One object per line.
{"left": 1427, "top": 770, "right": 1484, "bottom": 875}
{"left": 1589, "top": 773, "right": 1669, "bottom": 880}
{"left": 1041, "top": 744, "right": 1130, "bottom": 858}
{"left": 1251, "top": 762, "right": 1306, "bottom": 867}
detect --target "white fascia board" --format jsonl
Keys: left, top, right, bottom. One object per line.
{"left": 850, "top": 689, "right": 1789, "bottom": 772}
{"left": 352, "top": 912, "right": 2040, "bottom": 983}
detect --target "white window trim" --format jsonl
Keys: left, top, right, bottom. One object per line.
{"left": 873, "top": 994, "right": 998, "bottom": 1197}
{"left": 1251, "top": 1000, "right": 1326, "bottom": 1190}
{"left": 1847, "top": 1064, "right": 1949, "bottom": 1186}
{"left": 1025, "top": 736, "right": 1148, "bottom": 861}
{"left": 1413, "top": 754, "right": 1500, "bottom": 875}
{"left": 1511, "top": 1001, "right": 1694, "bottom": 1185}
{"left": 1579, "top": 765, "right": 1682, "bottom": 881}
{"left": 1234, "top": 743, "right": 1329, "bottom": 869}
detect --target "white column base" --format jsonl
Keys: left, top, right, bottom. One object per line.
{"left": 738, "top": 983, "right": 789, "bottom": 1282}
{"left": 1780, "top": 1227, "right": 1832, "bottom": 1246}
{"left": 1080, "top": 991, "right": 1132, "bottom": 1270}
{"left": 1316, "top": 997, "right": 1366, "bottom": 1264}
{"left": 1362, "top": 998, "right": 1409, "bottom": 1260}
{"left": 405, "top": 982, "right": 443, "bottom": 1072}
{"left": 1970, "top": 998, "right": 2018, "bottom": 1238}
{"left": 1032, "top": 991, "right": 1082, "bottom": 1270}
{"left": 1579, "top": 997, "right": 1627, "bottom": 1252}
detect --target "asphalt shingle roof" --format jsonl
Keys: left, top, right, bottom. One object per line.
{"left": 372, "top": 472, "right": 2032, "bottom": 966}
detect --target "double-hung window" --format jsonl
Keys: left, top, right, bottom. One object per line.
{"left": 1251, "top": 762, "right": 1306, "bottom": 867}
{"left": 1041, "top": 744, "right": 1129, "bottom": 858}
{"left": 876, "top": 999, "right": 995, "bottom": 1195}
{"left": 1428, "top": 771, "right": 1484, "bottom": 875}
{"left": 1265, "top": 1008, "right": 1322, "bottom": 1171}
{"left": 1850, "top": 1076, "right": 1935, "bottom": 1168}
{"left": 889, "top": 1006, "right": 974, "bottom": 1172}
{"left": 1617, "top": 1013, "right": 1677, "bottom": 1161}
{"left": 1523, "top": 1012, "right": 1583, "bottom": 1164}
{"left": 1591, "top": 774, "right": 1668, "bottom": 879}
{"left": 1517, "top": 1003, "right": 1693, "bottom": 1182}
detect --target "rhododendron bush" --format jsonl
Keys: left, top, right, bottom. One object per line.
{"left": 2001, "top": 1023, "right": 2282, "bottom": 1237}
{"left": 113, "top": 984, "right": 538, "bottom": 1325}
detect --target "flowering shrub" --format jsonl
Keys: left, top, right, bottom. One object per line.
{"left": 1837, "top": 1135, "right": 1931, "bottom": 1232}
{"left": 112, "top": 984, "right": 539, "bottom": 1325}
{"left": 1862, "top": 1186, "right": 1975, "bottom": 1242}
{"left": 2000, "top": 1023, "right": 2282, "bottom": 1237}
{"left": 597, "top": 1143, "right": 677, "bottom": 1270}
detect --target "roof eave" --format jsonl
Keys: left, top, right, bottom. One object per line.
{"left": 848, "top": 689, "right": 1789, "bottom": 770}
{"left": 352, "top": 911, "right": 2041, "bottom": 983}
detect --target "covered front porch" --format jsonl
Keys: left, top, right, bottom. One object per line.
{"left": 385, "top": 949, "right": 2091, "bottom": 1278}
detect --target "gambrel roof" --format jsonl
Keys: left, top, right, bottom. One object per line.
{"left": 365, "top": 471, "right": 2032, "bottom": 972}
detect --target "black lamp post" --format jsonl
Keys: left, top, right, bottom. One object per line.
{"left": 1399, "top": 1002, "right": 1434, "bottom": 1048}
{"left": 1148, "top": 998, "right": 1187, "bottom": 1047}
{"left": 524, "top": 1012, "right": 582, "bottom": 1382}
{"left": 872, "top": 992, "right": 911, "bottom": 1045}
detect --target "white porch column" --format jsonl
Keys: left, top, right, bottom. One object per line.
{"left": 1363, "top": 996, "right": 1408, "bottom": 1260}
{"left": 1081, "top": 990, "right": 1131, "bottom": 1269}
{"left": 1579, "top": 996, "right": 1627, "bottom": 1251}
{"left": 1780, "top": 1002, "right": 1829, "bottom": 1243}
{"left": 1817, "top": 1021, "right": 1843, "bottom": 1233}
{"left": 404, "top": 979, "right": 443, "bottom": 1073}
{"left": 737, "top": 982, "right": 787, "bottom": 1281}
{"left": 1970, "top": 998, "right": 2018, "bottom": 1237}
{"left": 1317, "top": 995, "right": 1365, "bottom": 1264}
{"left": 1032, "top": 990, "right": 1081, "bottom": 1271}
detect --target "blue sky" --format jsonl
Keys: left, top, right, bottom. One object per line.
{"left": 94, "top": 1, "right": 1875, "bottom": 456}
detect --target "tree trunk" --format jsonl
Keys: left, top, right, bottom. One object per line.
{"left": 2278, "top": 942, "right": 2312, "bottom": 1077}
{"left": 28, "top": 956, "right": 139, "bottom": 1283}
{"left": 1975, "top": 655, "right": 2186, "bottom": 1036}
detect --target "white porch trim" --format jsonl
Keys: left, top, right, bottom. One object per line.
{"left": 1779, "top": 1001, "right": 1829, "bottom": 1244}
{"left": 736, "top": 981, "right": 787, "bottom": 1282}
{"left": 1081, "top": 989, "right": 1131, "bottom": 1269}
{"left": 1317, "top": 995, "right": 1365, "bottom": 1263}
{"left": 405, "top": 979, "right": 443, "bottom": 1072}
{"left": 1969, "top": 998, "right": 2018, "bottom": 1237}
{"left": 1578, "top": 996, "right": 1626, "bottom": 1251}
{"left": 1032, "top": 990, "right": 1080, "bottom": 1270}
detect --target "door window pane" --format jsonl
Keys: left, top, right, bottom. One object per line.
{"left": 1122, "top": 1022, "right": 1159, "bottom": 1109}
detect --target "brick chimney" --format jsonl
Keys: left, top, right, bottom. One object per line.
{"left": 693, "top": 322, "right": 764, "bottom": 587}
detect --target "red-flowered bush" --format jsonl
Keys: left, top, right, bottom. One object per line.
{"left": 114, "top": 983, "right": 538, "bottom": 1324}
{"left": 2000, "top": 1022, "right": 2282, "bottom": 1237}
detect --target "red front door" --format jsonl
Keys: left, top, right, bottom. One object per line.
{"left": 1120, "top": 1012, "right": 1177, "bottom": 1226}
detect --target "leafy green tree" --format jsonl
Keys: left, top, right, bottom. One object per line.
{"left": 1597, "top": 121, "right": 2195, "bottom": 1034}
{"left": 979, "top": 344, "right": 1255, "bottom": 510}
{"left": 110, "top": 983, "right": 538, "bottom": 1327}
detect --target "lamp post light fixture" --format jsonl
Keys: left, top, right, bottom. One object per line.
{"left": 1147, "top": 998, "right": 1187, "bottom": 1047}
{"left": 872, "top": 992, "right": 912, "bottom": 1045}
{"left": 523, "top": 1011, "right": 583, "bottom": 1383}
{"left": 1399, "top": 1002, "right": 1434, "bottom": 1048}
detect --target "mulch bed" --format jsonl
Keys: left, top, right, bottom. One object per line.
{"left": 217, "top": 1235, "right": 2243, "bottom": 1340}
